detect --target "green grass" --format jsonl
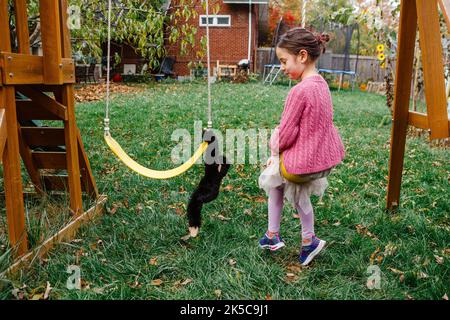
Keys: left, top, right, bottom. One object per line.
{"left": 0, "top": 82, "right": 449, "bottom": 300}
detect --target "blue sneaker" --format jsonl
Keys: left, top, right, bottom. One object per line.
{"left": 259, "top": 232, "right": 285, "bottom": 251}
{"left": 299, "top": 236, "right": 326, "bottom": 266}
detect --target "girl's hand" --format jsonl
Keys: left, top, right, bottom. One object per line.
{"left": 270, "top": 127, "right": 280, "bottom": 156}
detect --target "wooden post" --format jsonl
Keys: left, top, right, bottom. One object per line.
{"left": 59, "top": 0, "right": 83, "bottom": 216}
{"left": 386, "top": 0, "right": 418, "bottom": 210}
{"left": 14, "top": 0, "right": 31, "bottom": 54}
{"left": 0, "top": 1, "right": 28, "bottom": 255}
{"left": 416, "top": 0, "right": 449, "bottom": 140}
{"left": 39, "top": 0, "right": 64, "bottom": 84}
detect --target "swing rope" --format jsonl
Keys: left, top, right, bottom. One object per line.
{"left": 103, "top": 0, "right": 212, "bottom": 179}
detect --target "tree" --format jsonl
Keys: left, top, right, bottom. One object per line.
{"left": 9, "top": 0, "right": 216, "bottom": 70}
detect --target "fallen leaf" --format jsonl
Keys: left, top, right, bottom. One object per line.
{"left": 253, "top": 196, "right": 267, "bottom": 203}
{"left": 108, "top": 203, "right": 119, "bottom": 215}
{"left": 180, "top": 234, "right": 191, "bottom": 241}
{"left": 224, "top": 185, "right": 234, "bottom": 191}
{"left": 181, "top": 278, "right": 193, "bottom": 286}
{"left": 384, "top": 243, "right": 397, "bottom": 256}
{"left": 434, "top": 255, "right": 444, "bottom": 265}
{"left": 11, "top": 289, "right": 25, "bottom": 300}
{"left": 217, "top": 214, "right": 231, "bottom": 221}
{"left": 135, "top": 203, "right": 144, "bottom": 214}
{"left": 287, "top": 263, "right": 302, "bottom": 274}
{"left": 214, "top": 289, "right": 222, "bottom": 298}
{"left": 229, "top": 259, "right": 237, "bottom": 266}
{"left": 151, "top": 279, "right": 163, "bottom": 286}
{"left": 81, "top": 279, "right": 90, "bottom": 290}
{"left": 44, "top": 282, "right": 52, "bottom": 300}
{"left": 265, "top": 294, "right": 272, "bottom": 300}
{"left": 405, "top": 294, "right": 415, "bottom": 300}
{"left": 92, "top": 287, "right": 105, "bottom": 294}
{"left": 388, "top": 267, "right": 404, "bottom": 275}
{"left": 417, "top": 271, "right": 428, "bottom": 279}
{"left": 370, "top": 247, "right": 381, "bottom": 265}
{"left": 30, "top": 293, "right": 44, "bottom": 300}
{"left": 286, "top": 273, "right": 296, "bottom": 278}
{"left": 284, "top": 273, "right": 298, "bottom": 283}
{"left": 149, "top": 257, "right": 158, "bottom": 266}
{"left": 443, "top": 294, "right": 448, "bottom": 300}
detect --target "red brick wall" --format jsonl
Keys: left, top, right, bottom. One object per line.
{"left": 166, "top": 1, "right": 259, "bottom": 76}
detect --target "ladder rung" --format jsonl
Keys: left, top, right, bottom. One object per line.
{"left": 32, "top": 151, "right": 66, "bottom": 169}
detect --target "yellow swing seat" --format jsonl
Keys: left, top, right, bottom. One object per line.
{"left": 104, "top": 133, "right": 209, "bottom": 179}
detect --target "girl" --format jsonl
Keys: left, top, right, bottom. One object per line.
{"left": 258, "top": 28, "right": 345, "bottom": 266}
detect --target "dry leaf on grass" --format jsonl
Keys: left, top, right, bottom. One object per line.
{"left": 151, "top": 279, "right": 163, "bottom": 286}
{"left": 214, "top": 290, "right": 222, "bottom": 298}
{"left": 356, "top": 224, "right": 379, "bottom": 240}
{"left": 228, "top": 259, "right": 237, "bottom": 267}
{"left": 434, "top": 255, "right": 444, "bottom": 265}
{"left": 149, "top": 257, "right": 158, "bottom": 266}
{"left": 180, "top": 234, "right": 191, "bottom": 241}
{"left": 44, "top": 282, "right": 52, "bottom": 300}
{"left": 217, "top": 214, "right": 231, "bottom": 221}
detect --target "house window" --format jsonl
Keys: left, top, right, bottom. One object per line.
{"left": 199, "top": 15, "right": 231, "bottom": 27}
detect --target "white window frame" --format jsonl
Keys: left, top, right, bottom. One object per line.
{"left": 199, "top": 15, "right": 231, "bottom": 27}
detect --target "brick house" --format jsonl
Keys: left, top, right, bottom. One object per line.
{"left": 166, "top": 0, "right": 269, "bottom": 77}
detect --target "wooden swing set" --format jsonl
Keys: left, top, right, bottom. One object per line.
{"left": 387, "top": 0, "right": 450, "bottom": 209}
{"left": 0, "top": 0, "right": 106, "bottom": 271}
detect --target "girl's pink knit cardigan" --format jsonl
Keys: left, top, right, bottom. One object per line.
{"left": 270, "top": 74, "right": 345, "bottom": 175}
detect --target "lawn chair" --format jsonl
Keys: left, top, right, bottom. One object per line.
{"left": 87, "top": 63, "right": 97, "bottom": 83}
{"left": 160, "top": 57, "right": 176, "bottom": 78}
{"left": 75, "top": 65, "right": 87, "bottom": 83}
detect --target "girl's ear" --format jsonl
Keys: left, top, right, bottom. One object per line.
{"left": 297, "top": 49, "right": 308, "bottom": 64}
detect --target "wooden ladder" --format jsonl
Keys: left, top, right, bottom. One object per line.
{"left": 1, "top": 0, "right": 99, "bottom": 257}
{"left": 386, "top": 0, "right": 450, "bottom": 210}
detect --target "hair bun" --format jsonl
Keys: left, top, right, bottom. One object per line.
{"left": 316, "top": 33, "right": 330, "bottom": 44}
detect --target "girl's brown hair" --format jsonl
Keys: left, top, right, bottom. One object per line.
{"left": 277, "top": 27, "right": 330, "bottom": 61}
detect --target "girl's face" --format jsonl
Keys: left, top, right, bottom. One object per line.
{"left": 276, "top": 47, "right": 308, "bottom": 80}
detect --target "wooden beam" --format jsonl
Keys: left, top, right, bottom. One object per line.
{"left": 39, "top": 0, "right": 64, "bottom": 84}
{"left": 14, "top": 0, "right": 31, "bottom": 54}
{"left": 21, "top": 127, "right": 65, "bottom": 148}
{"left": 416, "top": 0, "right": 449, "bottom": 139}
{"left": 0, "top": 109, "right": 6, "bottom": 158}
{"left": 32, "top": 151, "right": 67, "bottom": 170}
{"left": 439, "top": 0, "right": 450, "bottom": 31}
{"left": 0, "top": 53, "right": 75, "bottom": 85}
{"left": 16, "top": 100, "right": 62, "bottom": 121}
{"left": 408, "top": 111, "right": 450, "bottom": 134}
{"left": 386, "top": 0, "right": 418, "bottom": 210}
{"left": 17, "top": 86, "right": 68, "bottom": 120}
{"left": 0, "top": 0, "right": 28, "bottom": 256}
{"left": 0, "top": 195, "right": 107, "bottom": 276}
{"left": 61, "top": 85, "right": 84, "bottom": 216}
{"left": 77, "top": 129, "right": 99, "bottom": 198}
{"left": 17, "top": 123, "right": 43, "bottom": 192}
